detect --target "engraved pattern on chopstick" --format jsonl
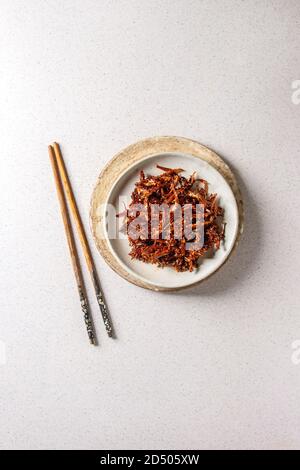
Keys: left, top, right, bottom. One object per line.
{"left": 91, "top": 269, "right": 113, "bottom": 338}
{"left": 79, "top": 287, "right": 96, "bottom": 345}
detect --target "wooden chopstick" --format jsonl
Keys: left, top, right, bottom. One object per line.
{"left": 48, "top": 145, "right": 96, "bottom": 345}
{"left": 52, "top": 142, "right": 114, "bottom": 338}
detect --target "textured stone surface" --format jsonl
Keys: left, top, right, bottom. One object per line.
{"left": 1, "top": 0, "right": 300, "bottom": 450}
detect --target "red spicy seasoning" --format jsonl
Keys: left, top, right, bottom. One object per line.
{"left": 118, "top": 165, "right": 225, "bottom": 272}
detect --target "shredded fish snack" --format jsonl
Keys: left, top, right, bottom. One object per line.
{"left": 119, "top": 165, "right": 225, "bottom": 272}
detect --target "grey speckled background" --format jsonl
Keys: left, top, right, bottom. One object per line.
{"left": 0, "top": 0, "right": 300, "bottom": 450}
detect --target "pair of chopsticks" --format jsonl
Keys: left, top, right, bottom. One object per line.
{"left": 49, "top": 143, "right": 113, "bottom": 345}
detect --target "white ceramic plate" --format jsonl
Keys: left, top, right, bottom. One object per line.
{"left": 103, "top": 151, "right": 239, "bottom": 290}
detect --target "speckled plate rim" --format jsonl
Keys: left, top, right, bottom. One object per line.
{"left": 90, "top": 136, "right": 244, "bottom": 292}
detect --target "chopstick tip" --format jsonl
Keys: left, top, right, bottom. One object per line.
{"left": 90, "top": 337, "right": 97, "bottom": 346}
{"left": 48, "top": 145, "right": 55, "bottom": 159}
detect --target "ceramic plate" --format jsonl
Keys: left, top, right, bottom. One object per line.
{"left": 102, "top": 152, "right": 239, "bottom": 290}
{"left": 90, "top": 137, "right": 243, "bottom": 291}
